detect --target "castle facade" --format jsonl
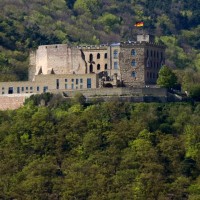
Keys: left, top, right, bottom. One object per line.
{"left": 0, "top": 34, "right": 165, "bottom": 96}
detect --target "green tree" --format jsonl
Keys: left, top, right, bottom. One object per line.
{"left": 157, "top": 66, "right": 178, "bottom": 89}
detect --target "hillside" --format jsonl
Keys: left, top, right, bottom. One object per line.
{"left": 0, "top": 0, "right": 200, "bottom": 87}
{"left": 0, "top": 97, "right": 200, "bottom": 199}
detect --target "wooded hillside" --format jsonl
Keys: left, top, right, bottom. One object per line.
{"left": 1, "top": 96, "right": 200, "bottom": 199}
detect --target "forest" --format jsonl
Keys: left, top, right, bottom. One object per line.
{"left": 1, "top": 1, "right": 200, "bottom": 199}
{"left": 0, "top": 95, "right": 200, "bottom": 199}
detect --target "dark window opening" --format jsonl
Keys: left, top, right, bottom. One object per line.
{"left": 132, "top": 72, "right": 137, "bottom": 78}
{"left": 131, "top": 59, "right": 136, "bottom": 67}
{"left": 97, "top": 64, "right": 100, "bottom": 70}
{"left": 131, "top": 49, "right": 136, "bottom": 56}
{"left": 89, "top": 54, "right": 93, "bottom": 62}
{"left": 17, "top": 87, "right": 20, "bottom": 93}
{"left": 8, "top": 87, "right": 13, "bottom": 94}
{"left": 89, "top": 64, "right": 93, "bottom": 73}
{"left": 105, "top": 64, "right": 108, "bottom": 70}
{"left": 97, "top": 53, "right": 100, "bottom": 59}
{"left": 104, "top": 53, "right": 107, "bottom": 59}
{"left": 56, "top": 79, "right": 59, "bottom": 89}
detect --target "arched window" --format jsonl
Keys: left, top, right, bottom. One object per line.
{"left": 131, "top": 59, "right": 136, "bottom": 67}
{"left": 104, "top": 53, "right": 107, "bottom": 59}
{"left": 131, "top": 49, "right": 136, "bottom": 56}
{"left": 89, "top": 64, "right": 93, "bottom": 73}
{"left": 97, "top": 53, "right": 100, "bottom": 59}
{"left": 105, "top": 64, "right": 108, "bottom": 70}
{"left": 97, "top": 64, "right": 100, "bottom": 70}
{"left": 114, "top": 62, "right": 118, "bottom": 69}
{"left": 113, "top": 50, "right": 118, "bottom": 58}
{"left": 132, "top": 71, "right": 137, "bottom": 78}
{"left": 89, "top": 54, "right": 93, "bottom": 62}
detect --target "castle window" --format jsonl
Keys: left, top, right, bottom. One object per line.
{"left": 56, "top": 79, "right": 59, "bottom": 89}
{"left": 131, "top": 49, "right": 136, "bottom": 56}
{"left": 26, "top": 87, "right": 28, "bottom": 90}
{"left": 104, "top": 53, "right": 107, "bottom": 59}
{"left": 87, "top": 78, "right": 92, "bottom": 88}
{"left": 113, "top": 50, "right": 118, "bottom": 58}
{"left": 89, "top": 54, "right": 93, "bottom": 62}
{"left": 65, "top": 84, "right": 68, "bottom": 89}
{"left": 80, "top": 78, "right": 83, "bottom": 83}
{"left": 131, "top": 59, "right": 136, "bottom": 67}
{"left": 37, "top": 86, "right": 40, "bottom": 91}
{"left": 132, "top": 71, "right": 137, "bottom": 78}
{"left": 65, "top": 79, "right": 68, "bottom": 82}
{"left": 2, "top": 87, "right": 4, "bottom": 90}
{"left": 71, "top": 84, "right": 74, "bottom": 89}
{"left": 17, "top": 87, "right": 20, "bottom": 93}
{"left": 89, "top": 64, "right": 93, "bottom": 73}
{"left": 30, "top": 87, "right": 33, "bottom": 90}
{"left": 22, "top": 87, "right": 24, "bottom": 92}
{"left": 71, "top": 79, "right": 74, "bottom": 82}
{"left": 114, "top": 62, "right": 118, "bottom": 69}
{"left": 97, "top": 64, "right": 100, "bottom": 70}
{"left": 76, "top": 79, "right": 79, "bottom": 84}
{"left": 43, "top": 86, "right": 48, "bottom": 93}
{"left": 105, "top": 64, "right": 108, "bottom": 70}
{"left": 97, "top": 53, "right": 100, "bottom": 59}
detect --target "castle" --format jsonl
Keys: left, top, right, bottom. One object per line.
{"left": 0, "top": 34, "right": 166, "bottom": 109}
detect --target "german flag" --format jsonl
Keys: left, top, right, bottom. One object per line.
{"left": 134, "top": 22, "right": 144, "bottom": 27}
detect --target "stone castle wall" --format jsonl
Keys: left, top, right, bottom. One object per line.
{"left": 32, "top": 44, "right": 86, "bottom": 76}
{"left": 0, "top": 95, "right": 27, "bottom": 110}
{"left": 120, "top": 45, "right": 145, "bottom": 87}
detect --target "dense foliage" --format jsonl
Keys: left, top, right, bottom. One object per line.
{"left": 0, "top": 0, "right": 200, "bottom": 88}
{"left": 0, "top": 97, "right": 200, "bottom": 199}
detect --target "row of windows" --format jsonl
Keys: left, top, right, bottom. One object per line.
{"left": 147, "top": 72, "right": 158, "bottom": 79}
{"left": 57, "top": 78, "right": 92, "bottom": 89}
{"left": 89, "top": 63, "right": 118, "bottom": 72}
{"left": 2, "top": 86, "right": 46, "bottom": 94}
{"left": 89, "top": 53, "right": 107, "bottom": 61}
{"left": 88, "top": 49, "right": 137, "bottom": 62}
{"left": 131, "top": 71, "right": 158, "bottom": 79}
{"left": 147, "top": 49, "right": 163, "bottom": 59}
{"left": 147, "top": 61, "right": 162, "bottom": 68}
